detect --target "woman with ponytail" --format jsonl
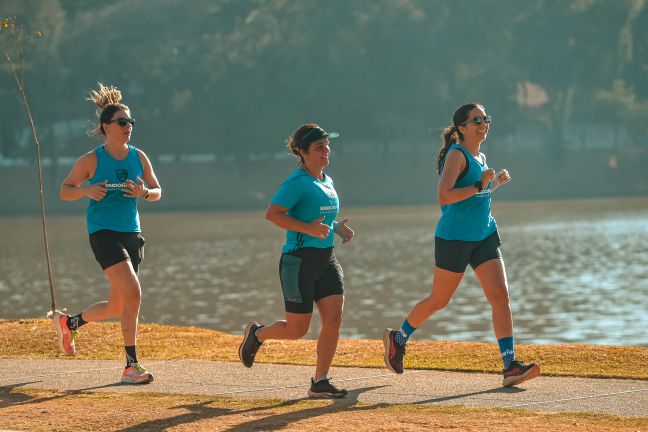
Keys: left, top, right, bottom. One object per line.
{"left": 54, "top": 83, "right": 161, "bottom": 384}
{"left": 383, "top": 103, "right": 540, "bottom": 387}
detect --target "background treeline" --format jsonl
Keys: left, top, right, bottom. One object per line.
{"left": 1, "top": 0, "right": 647, "bottom": 211}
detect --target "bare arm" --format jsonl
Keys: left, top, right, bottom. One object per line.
{"left": 59, "top": 151, "right": 106, "bottom": 201}
{"left": 265, "top": 203, "right": 330, "bottom": 238}
{"left": 437, "top": 150, "right": 495, "bottom": 205}
{"left": 130, "top": 149, "right": 162, "bottom": 201}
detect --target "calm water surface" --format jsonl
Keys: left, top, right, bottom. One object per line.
{"left": 1, "top": 197, "right": 647, "bottom": 345}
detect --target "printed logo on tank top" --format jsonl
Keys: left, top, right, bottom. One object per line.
{"left": 105, "top": 168, "right": 129, "bottom": 191}
{"left": 475, "top": 189, "right": 491, "bottom": 197}
{"left": 116, "top": 168, "right": 129, "bottom": 182}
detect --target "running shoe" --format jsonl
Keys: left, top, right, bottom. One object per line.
{"left": 239, "top": 321, "right": 264, "bottom": 368}
{"left": 383, "top": 328, "right": 405, "bottom": 374}
{"left": 121, "top": 363, "right": 154, "bottom": 384}
{"left": 52, "top": 311, "right": 76, "bottom": 355}
{"left": 308, "top": 378, "right": 348, "bottom": 398}
{"left": 502, "top": 360, "right": 541, "bottom": 387}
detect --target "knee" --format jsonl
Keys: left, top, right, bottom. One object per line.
{"left": 422, "top": 295, "right": 451, "bottom": 313}
{"left": 122, "top": 285, "right": 142, "bottom": 307}
{"left": 285, "top": 322, "right": 309, "bottom": 339}
{"left": 321, "top": 312, "right": 343, "bottom": 332}
{"left": 488, "top": 293, "right": 511, "bottom": 309}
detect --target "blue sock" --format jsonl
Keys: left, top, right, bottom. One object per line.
{"left": 394, "top": 318, "right": 417, "bottom": 346}
{"left": 497, "top": 336, "right": 515, "bottom": 370}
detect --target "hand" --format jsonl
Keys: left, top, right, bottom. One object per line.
{"left": 495, "top": 169, "right": 511, "bottom": 186}
{"left": 122, "top": 175, "right": 148, "bottom": 199}
{"left": 334, "top": 218, "right": 354, "bottom": 244}
{"left": 307, "top": 216, "right": 330, "bottom": 239}
{"left": 85, "top": 180, "right": 107, "bottom": 201}
{"left": 481, "top": 168, "right": 496, "bottom": 185}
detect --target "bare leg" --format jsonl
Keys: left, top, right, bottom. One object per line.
{"left": 83, "top": 261, "right": 141, "bottom": 346}
{"left": 406, "top": 266, "right": 464, "bottom": 328}
{"left": 256, "top": 312, "right": 311, "bottom": 341}
{"left": 474, "top": 258, "right": 513, "bottom": 339}
{"left": 314, "top": 294, "right": 344, "bottom": 379}
{"left": 78, "top": 277, "right": 125, "bottom": 323}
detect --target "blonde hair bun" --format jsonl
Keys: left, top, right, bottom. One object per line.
{"left": 86, "top": 82, "right": 122, "bottom": 111}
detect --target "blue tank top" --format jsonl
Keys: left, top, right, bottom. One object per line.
{"left": 271, "top": 168, "right": 339, "bottom": 253}
{"left": 86, "top": 145, "right": 143, "bottom": 234}
{"left": 435, "top": 143, "right": 497, "bottom": 241}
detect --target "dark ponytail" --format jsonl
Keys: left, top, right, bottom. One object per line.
{"left": 437, "top": 126, "right": 461, "bottom": 175}
{"left": 436, "top": 102, "right": 483, "bottom": 176}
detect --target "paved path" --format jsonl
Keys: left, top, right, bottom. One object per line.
{"left": 1, "top": 359, "right": 647, "bottom": 417}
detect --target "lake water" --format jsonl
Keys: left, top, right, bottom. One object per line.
{"left": 1, "top": 197, "right": 647, "bottom": 346}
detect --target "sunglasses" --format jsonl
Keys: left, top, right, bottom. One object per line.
{"left": 463, "top": 115, "right": 491, "bottom": 125}
{"left": 107, "top": 117, "right": 136, "bottom": 127}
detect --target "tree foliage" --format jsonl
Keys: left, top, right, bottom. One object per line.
{"left": 2, "top": 0, "right": 646, "bottom": 159}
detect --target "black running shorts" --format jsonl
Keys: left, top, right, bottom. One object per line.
{"left": 89, "top": 229, "right": 146, "bottom": 272}
{"left": 435, "top": 230, "right": 502, "bottom": 273}
{"left": 279, "top": 247, "right": 344, "bottom": 314}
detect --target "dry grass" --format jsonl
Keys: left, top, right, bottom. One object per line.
{"left": 1, "top": 388, "right": 647, "bottom": 432}
{"left": 1, "top": 319, "right": 647, "bottom": 380}
{"left": 2, "top": 319, "right": 647, "bottom": 431}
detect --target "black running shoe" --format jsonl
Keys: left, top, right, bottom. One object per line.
{"left": 383, "top": 328, "right": 405, "bottom": 374}
{"left": 238, "top": 321, "right": 264, "bottom": 368}
{"left": 308, "top": 378, "right": 348, "bottom": 398}
{"left": 502, "top": 360, "right": 541, "bottom": 387}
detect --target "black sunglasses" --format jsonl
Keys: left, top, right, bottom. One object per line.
{"left": 107, "top": 117, "right": 136, "bottom": 127}
{"left": 463, "top": 115, "right": 491, "bottom": 125}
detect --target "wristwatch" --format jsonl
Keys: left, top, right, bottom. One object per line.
{"left": 473, "top": 181, "right": 483, "bottom": 192}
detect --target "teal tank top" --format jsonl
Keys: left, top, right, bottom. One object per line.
{"left": 86, "top": 145, "right": 143, "bottom": 234}
{"left": 435, "top": 143, "right": 497, "bottom": 241}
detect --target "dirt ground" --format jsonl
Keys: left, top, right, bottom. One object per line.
{"left": 1, "top": 388, "right": 647, "bottom": 432}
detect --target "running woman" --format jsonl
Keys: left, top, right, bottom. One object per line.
{"left": 239, "top": 124, "right": 354, "bottom": 398}
{"left": 53, "top": 83, "right": 161, "bottom": 384}
{"left": 383, "top": 103, "right": 540, "bottom": 387}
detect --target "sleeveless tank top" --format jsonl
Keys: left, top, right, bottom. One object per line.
{"left": 435, "top": 143, "right": 497, "bottom": 241}
{"left": 86, "top": 145, "right": 143, "bottom": 234}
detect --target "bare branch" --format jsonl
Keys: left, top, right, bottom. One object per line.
{"left": 0, "top": 17, "right": 57, "bottom": 312}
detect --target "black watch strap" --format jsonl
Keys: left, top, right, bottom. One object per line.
{"left": 473, "top": 181, "right": 483, "bottom": 192}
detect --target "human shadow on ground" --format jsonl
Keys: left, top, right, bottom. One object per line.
{"left": 116, "top": 385, "right": 389, "bottom": 432}
{"left": 410, "top": 385, "right": 525, "bottom": 405}
{"left": 0, "top": 381, "right": 42, "bottom": 408}
{"left": 0, "top": 381, "right": 128, "bottom": 409}
{"left": 221, "top": 385, "right": 390, "bottom": 432}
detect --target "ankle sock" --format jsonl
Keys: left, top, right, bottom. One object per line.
{"left": 497, "top": 336, "right": 515, "bottom": 370}
{"left": 125, "top": 345, "right": 139, "bottom": 368}
{"left": 67, "top": 313, "right": 87, "bottom": 331}
{"left": 394, "top": 318, "right": 417, "bottom": 346}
